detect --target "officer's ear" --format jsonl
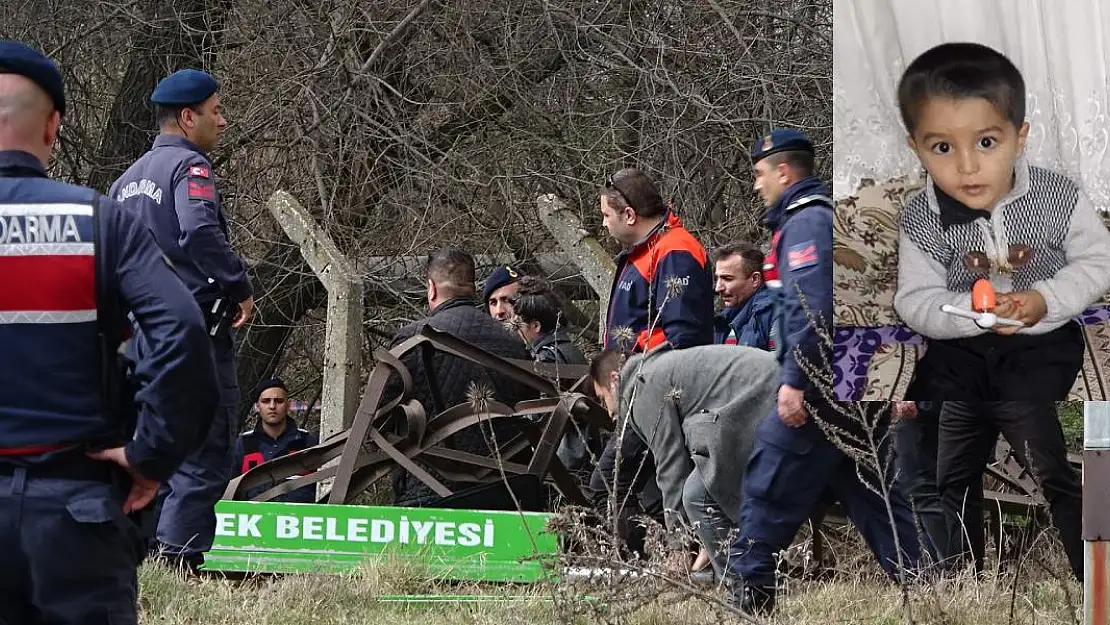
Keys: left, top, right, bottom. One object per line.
{"left": 179, "top": 105, "right": 198, "bottom": 130}
{"left": 426, "top": 278, "right": 437, "bottom": 303}
{"left": 43, "top": 109, "right": 61, "bottom": 153}
{"left": 776, "top": 161, "right": 793, "bottom": 185}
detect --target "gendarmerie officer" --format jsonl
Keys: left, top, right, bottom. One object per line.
{"left": 725, "top": 130, "right": 920, "bottom": 614}
{"left": 0, "top": 41, "right": 218, "bottom": 624}
{"left": 109, "top": 68, "right": 252, "bottom": 571}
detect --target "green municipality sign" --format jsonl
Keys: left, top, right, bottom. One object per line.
{"left": 203, "top": 500, "right": 559, "bottom": 582}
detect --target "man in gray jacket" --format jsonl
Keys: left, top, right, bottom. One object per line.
{"left": 590, "top": 345, "right": 779, "bottom": 578}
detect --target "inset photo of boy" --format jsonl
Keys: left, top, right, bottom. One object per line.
{"left": 833, "top": 0, "right": 1110, "bottom": 401}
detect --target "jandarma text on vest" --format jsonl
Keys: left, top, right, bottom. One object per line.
{"left": 0, "top": 213, "right": 83, "bottom": 244}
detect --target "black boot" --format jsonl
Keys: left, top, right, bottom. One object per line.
{"left": 151, "top": 544, "right": 205, "bottom": 576}
{"left": 727, "top": 579, "right": 776, "bottom": 615}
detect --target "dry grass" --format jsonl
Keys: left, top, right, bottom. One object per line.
{"left": 139, "top": 527, "right": 1082, "bottom": 625}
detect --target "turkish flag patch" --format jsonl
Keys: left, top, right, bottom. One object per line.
{"left": 188, "top": 165, "right": 210, "bottom": 179}
{"left": 787, "top": 241, "right": 819, "bottom": 271}
{"left": 188, "top": 179, "right": 215, "bottom": 200}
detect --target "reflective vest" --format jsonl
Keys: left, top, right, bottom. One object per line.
{"left": 0, "top": 161, "right": 114, "bottom": 453}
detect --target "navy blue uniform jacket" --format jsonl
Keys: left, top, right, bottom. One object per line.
{"left": 765, "top": 177, "right": 833, "bottom": 392}
{"left": 109, "top": 134, "right": 251, "bottom": 305}
{"left": 0, "top": 149, "right": 219, "bottom": 481}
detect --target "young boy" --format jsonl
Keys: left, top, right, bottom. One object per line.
{"left": 894, "top": 42, "right": 1110, "bottom": 401}
{"left": 893, "top": 43, "right": 1093, "bottom": 580}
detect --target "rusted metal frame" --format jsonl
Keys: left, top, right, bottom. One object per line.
{"left": 223, "top": 432, "right": 351, "bottom": 499}
{"left": 367, "top": 427, "right": 453, "bottom": 497}
{"left": 231, "top": 328, "right": 598, "bottom": 505}
{"left": 329, "top": 346, "right": 418, "bottom": 503}
{"left": 427, "top": 435, "right": 534, "bottom": 480}
{"left": 422, "top": 445, "right": 534, "bottom": 477}
{"left": 367, "top": 402, "right": 535, "bottom": 498}
{"left": 252, "top": 449, "right": 390, "bottom": 502}
{"left": 416, "top": 326, "right": 560, "bottom": 396}
{"left": 424, "top": 401, "right": 515, "bottom": 431}
{"left": 527, "top": 395, "right": 577, "bottom": 475}
{"left": 395, "top": 398, "right": 588, "bottom": 503}
{"left": 499, "top": 409, "right": 588, "bottom": 505}
{"left": 504, "top": 358, "right": 591, "bottom": 386}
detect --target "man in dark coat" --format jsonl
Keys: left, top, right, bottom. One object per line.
{"left": 385, "top": 248, "right": 538, "bottom": 507}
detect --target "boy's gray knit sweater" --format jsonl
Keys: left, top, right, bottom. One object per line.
{"left": 894, "top": 158, "right": 1110, "bottom": 340}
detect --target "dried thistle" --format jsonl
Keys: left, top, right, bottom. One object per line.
{"left": 611, "top": 325, "right": 636, "bottom": 344}
{"left": 501, "top": 313, "right": 525, "bottom": 337}
{"left": 664, "top": 274, "right": 688, "bottom": 298}
{"left": 465, "top": 381, "right": 494, "bottom": 414}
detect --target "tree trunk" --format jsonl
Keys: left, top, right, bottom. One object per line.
{"left": 87, "top": 0, "right": 230, "bottom": 194}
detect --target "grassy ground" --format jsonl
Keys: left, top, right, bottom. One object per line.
{"left": 145, "top": 402, "right": 1086, "bottom": 623}
{"left": 140, "top": 540, "right": 1082, "bottom": 625}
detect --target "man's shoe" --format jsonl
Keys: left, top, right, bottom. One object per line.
{"left": 689, "top": 568, "right": 715, "bottom": 586}
{"left": 150, "top": 546, "right": 205, "bottom": 576}
{"left": 727, "top": 579, "right": 776, "bottom": 616}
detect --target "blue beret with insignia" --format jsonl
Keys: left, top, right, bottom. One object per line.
{"left": 750, "top": 128, "right": 814, "bottom": 163}
{"left": 0, "top": 41, "right": 66, "bottom": 115}
{"left": 151, "top": 69, "right": 219, "bottom": 107}
{"left": 482, "top": 265, "right": 522, "bottom": 304}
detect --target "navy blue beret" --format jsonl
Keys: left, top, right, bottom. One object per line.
{"left": 0, "top": 41, "right": 66, "bottom": 115}
{"left": 750, "top": 129, "right": 814, "bottom": 163}
{"left": 254, "top": 377, "right": 287, "bottom": 402}
{"left": 482, "top": 265, "right": 522, "bottom": 304}
{"left": 151, "top": 69, "right": 219, "bottom": 107}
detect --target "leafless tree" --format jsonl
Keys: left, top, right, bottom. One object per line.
{"left": 3, "top": 0, "right": 831, "bottom": 422}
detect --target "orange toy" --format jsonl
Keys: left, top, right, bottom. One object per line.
{"left": 971, "top": 279, "right": 996, "bottom": 313}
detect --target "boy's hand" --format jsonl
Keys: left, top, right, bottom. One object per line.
{"left": 993, "top": 290, "right": 1047, "bottom": 334}
{"left": 892, "top": 401, "right": 917, "bottom": 421}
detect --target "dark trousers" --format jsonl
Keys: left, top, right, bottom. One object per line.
{"left": 728, "top": 403, "right": 920, "bottom": 589}
{"left": 0, "top": 465, "right": 143, "bottom": 625}
{"left": 588, "top": 426, "right": 662, "bottom": 554}
{"left": 153, "top": 334, "right": 238, "bottom": 562}
{"left": 937, "top": 402, "right": 1083, "bottom": 580}
{"left": 912, "top": 323, "right": 1084, "bottom": 400}
{"left": 893, "top": 402, "right": 954, "bottom": 565}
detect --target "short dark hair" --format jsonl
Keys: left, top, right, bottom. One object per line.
{"left": 589, "top": 348, "right": 624, "bottom": 386}
{"left": 601, "top": 168, "right": 667, "bottom": 219}
{"left": 760, "top": 150, "right": 814, "bottom": 178}
{"left": 512, "top": 275, "right": 565, "bottom": 333}
{"left": 712, "top": 242, "right": 764, "bottom": 275}
{"left": 897, "top": 42, "right": 1026, "bottom": 136}
{"left": 155, "top": 103, "right": 198, "bottom": 128}
{"left": 427, "top": 248, "right": 476, "bottom": 298}
{"left": 513, "top": 293, "right": 560, "bottom": 333}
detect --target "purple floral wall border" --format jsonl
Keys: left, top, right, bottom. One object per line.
{"left": 834, "top": 305, "right": 1110, "bottom": 400}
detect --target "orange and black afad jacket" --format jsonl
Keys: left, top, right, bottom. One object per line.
{"left": 604, "top": 211, "right": 715, "bottom": 353}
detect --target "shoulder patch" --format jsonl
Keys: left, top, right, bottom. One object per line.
{"left": 187, "top": 177, "right": 215, "bottom": 200}
{"left": 787, "top": 240, "right": 819, "bottom": 271}
{"left": 188, "top": 165, "right": 210, "bottom": 179}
